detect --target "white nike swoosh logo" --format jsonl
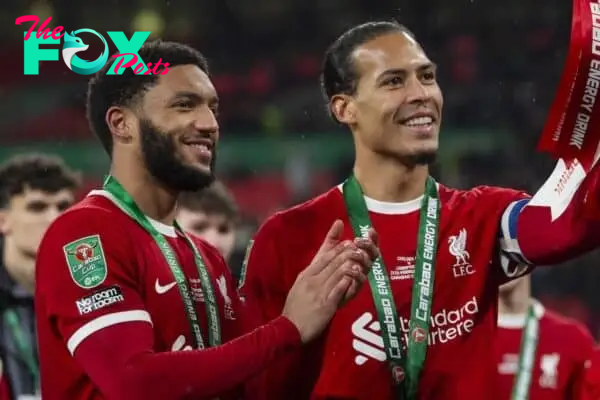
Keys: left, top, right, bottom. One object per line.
{"left": 155, "top": 279, "right": 177, "bottom": 295}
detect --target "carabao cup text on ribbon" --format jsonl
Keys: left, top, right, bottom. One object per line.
{"left": 538, "top": 0, "right": 600, "bottom": 172}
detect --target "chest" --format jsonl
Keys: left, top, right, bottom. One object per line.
{"left": 133, "top": 235, "right": 235, "bottom": 351}
{"left": 304, "top": 207, "right": 501, "bottom": 365}
{"left": 496, "top": 329, "right": 577, "bottom": 394}
{"left": 285, "top": 207, "right": 501, "bottom": 310}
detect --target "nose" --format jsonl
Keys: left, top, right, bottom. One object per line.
{"left": 201, "top": 228, "right": 221, "bottom": 248}
{"left": 404, "top": 75, "right": 431, "bottom": 104}
{"left": 45, "top": 206, "right": 62, "bottom": 224}
{"left": 193, "top": 106, "right": 219, "bottom": 136}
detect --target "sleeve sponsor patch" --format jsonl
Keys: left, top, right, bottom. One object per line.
{"left": 63, "top": 234, "right": 108, "bottom": 289}
{"left": 75, "top": 285, "right": 125, "bottom": 315}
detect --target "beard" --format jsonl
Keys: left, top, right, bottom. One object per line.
{"left": 403, "top": 150, "right": 437, "bottom": 166}
{"left": 139, "top": 118, "right": 216, "bottom": 192}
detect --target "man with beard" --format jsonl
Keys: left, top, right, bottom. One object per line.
{"left": 34, "top": 40, "right": 378, "bottom": 400}
{"left": 240, "top": 21, "right": 600, "bottom": 399}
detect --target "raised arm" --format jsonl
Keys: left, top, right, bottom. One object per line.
{"left": 498, "top": 160, "right": 600, "bottom": 275}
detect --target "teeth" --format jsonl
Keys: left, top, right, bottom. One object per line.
{"left": 190, "top": 144, "right": 209, "bottom": 151}
{"left": 404, "top": 116, "right": 433, "bottom": 126}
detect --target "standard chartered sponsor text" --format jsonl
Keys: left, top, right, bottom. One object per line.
{"left": 364, "top": 297, "right": 479, "bottom": 352}
{"left": 407, "top": 297, "right": 478, "bottom": 346}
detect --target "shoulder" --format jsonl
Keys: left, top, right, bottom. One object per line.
{"left": 440, "top": 184, "right": 530, "bottom": 210}
{"left": 41, "top": 195, "right": 127, "bottom": 247}
{"left": 542, "top": 308, "right": 593, "bottom": 340}
{"left": 541, "top": 307, "right": 595, "bottom": 359}
{"left": 37, "top": 195, "right": 138, "bottom": 281}
{"left": 256, "top": 187, "right": 343, "bottom": 240}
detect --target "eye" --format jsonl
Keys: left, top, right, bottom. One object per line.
{"left": 383, "top": 76, "right": 403, "bottom": 87}
{"left": 218, "top": 223, "right": 232, "bottom": 234}
{"left": 174, "top": 101, "right": 194, "bottom": 109}
{"left": 57, "top": 200, "right": 73, "bottom": 211}
{"left": 421, "top": 70, "right": 436, "bottom": 82}
{"left": 26, "top": 201, "right": 48, "bottom": 213}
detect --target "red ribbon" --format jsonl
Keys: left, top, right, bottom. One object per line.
{"left": 538, "top": 0, "right": 600, "bottom": 172}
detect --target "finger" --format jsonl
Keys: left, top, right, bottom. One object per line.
{"left": 323, "top": 259, "right": 358, "bottom": 296}
{"left": 352, "top": 239, "right": 379, "bottom": 262}
{"left": 303, "top": 239, "right": 352, "bottom": 276}
{"left": 368, "top": 228, "right": 379, "bottom": 247}
{"left": 326, "top": 275, "right": 352, "bottom": 306}
{"left": 343, "top": 278, "right": 361, "bottom": 303}
{"left": 348, "top": 264, "right": 368, "bottom": 285}
{"left": 317, "top": 219, "right": 344, "bottom": 254}
{"left": 317, "top": 246, "right": 358, "bottom": 282}
{"left": 347, "top": 249, "right": 372, "bottom": 275}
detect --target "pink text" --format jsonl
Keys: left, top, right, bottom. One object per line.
{"left": 15, "top": 15, "right": 64, "bottom": 41}
{"left": 112, "top": 53, "right": 171, "bottom": 75}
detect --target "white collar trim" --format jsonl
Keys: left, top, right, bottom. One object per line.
{"left": 336, "top": 183, "right": 436, "bottom": 215}
{"left": 88, "top": 189, "right": 178, "bottom": 238}
{"left": 497, "top": 300, "right": 545, "bottom": 329}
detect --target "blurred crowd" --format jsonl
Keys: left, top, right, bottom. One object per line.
{"left": 1, "top": 0, "right": 599, "bottom": 361}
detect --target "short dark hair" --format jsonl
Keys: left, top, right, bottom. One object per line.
{"left": 0, "top": 154, "right": 81, "bottom": 208}
{"left": 320, "top": 20, "right": 414, "bottom": 103}
{"left": 178, "top": 181, "right": 239, "bottom": 224}
{"left": 86, "top": 40, "right": 210, "bottom": 155}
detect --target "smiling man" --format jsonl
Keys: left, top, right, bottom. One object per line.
{"left": 240, "top": 20, "right": 600, "bottom": 400}
{"left": 34, "top": 40, "right": 377, "bottom": 400}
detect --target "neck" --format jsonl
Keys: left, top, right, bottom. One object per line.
{"left": 353, "top": 150, "right": 429, "bottom": 202}
{"left": 498, "top": 279, "right": 531, "bottom": 315}
{"left": 111, "top": 150, "right": 178, "bottom": 225}
{"left": 3, "top": 241, "right": 35, "bottom": 294}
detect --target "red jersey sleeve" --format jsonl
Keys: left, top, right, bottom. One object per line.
{"left": 463, "top": 186, "right": 533, "bottom": 282}
{"left": 36, "top": 208, "right": 147, "bottom": 356}
{"left": 568, "top": 324, "right": 595, "bottom": 399}
{"left": 36, "top": 206, "right": 302, "bottom": 400}
{"left": 238, "top": 213, "right": 288, "bottom": 326}
{"left": 240, "top": 213, "right": 323, "bottom": 400}
{"left": 505, "top": 160, "right": 600, "bottom": 267}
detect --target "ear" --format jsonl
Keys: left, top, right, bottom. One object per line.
{"left": 330, "top": 94, "right": 358, "bottom": 125}
{"left": 0, "top": 209, "right": 10, "bottom": 235}
{"left": 106, "top": 106, "right": 135, "bottom": 145}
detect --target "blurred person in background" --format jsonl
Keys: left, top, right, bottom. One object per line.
{"left": 240, "top": 20, "right": 600, "bottom": 400}
{"left": 0, "top": 154, "right": 80, "bottom": 399}
{"left": 494, "top": 275, "right": 594, "bottom": 400}
{"left": 177, "top": 180, "right": 239, "bottom": 263}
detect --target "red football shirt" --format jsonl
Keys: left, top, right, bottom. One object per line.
{"left": 241, "top": 184, "right": 530, "bottom": 400}
{"left": 35, "top": 190, "right": 244, "bottom": 399}
{"left": 494, "top": 304, "right": 594, "bottom": 400}
{"left": 580, "top": 346, "right": 600, "bottom": 400}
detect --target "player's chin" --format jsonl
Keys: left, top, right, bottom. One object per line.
{"left": 401, "top": 143, "right": 438, "bottom": 165}
{"left": 181, "top": 155, "right": 211, "bottom": 174}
